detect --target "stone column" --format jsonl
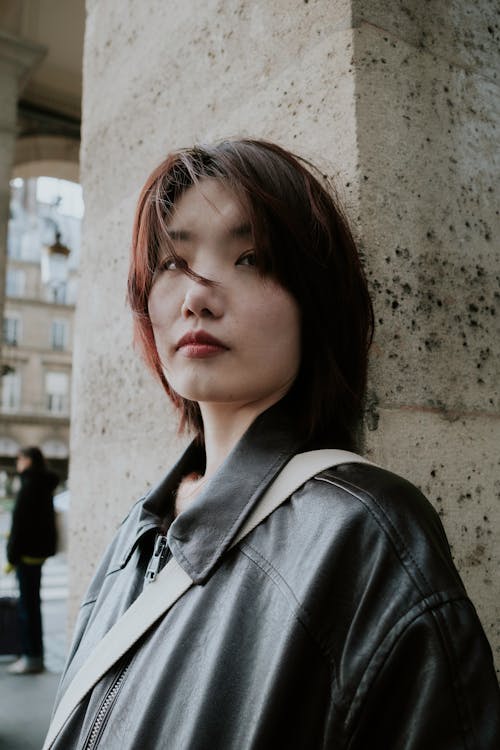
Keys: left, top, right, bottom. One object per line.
{"left": 353, "top": 3, "right": 499, "bottom": 666}
{"left": 75, "top": 0, "right": 499, "bottom": 667}
{"left": 0, "top": 29, "right": 45, "bottom": 372}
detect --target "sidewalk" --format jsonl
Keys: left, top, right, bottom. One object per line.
{"left": 0, "top": 515, "right": 68, "bottom": 750}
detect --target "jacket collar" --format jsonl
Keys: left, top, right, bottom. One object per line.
{"left": 139, "top": 402, "right": 304, "bottom": 584}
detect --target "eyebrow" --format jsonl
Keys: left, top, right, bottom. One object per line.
{"left": 165, "top": 222, "right": 252, "bottom": 241}
{"left": 230, "top": 222, "right": 252, "bottom": 238}
{"left": 165, "top": 228, "right": 191, "bottom": 241}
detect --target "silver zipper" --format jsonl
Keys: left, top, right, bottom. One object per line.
{"left": 83, "top": 664, "right": 129, "bottom": 750}
{"left": 145, "top": 533, "right": 169, "bottom": 584}
{"left": 82, "top": 534, "right": 168, "bottom": 747}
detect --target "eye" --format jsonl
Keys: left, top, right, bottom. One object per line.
{"left": 159, "top": 256, "right": 182, "bottom": 272}
{"left": 236, "top": 250, "right": 257, "bottom": 267}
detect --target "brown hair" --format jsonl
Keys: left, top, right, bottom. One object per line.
{"left": 128, "top": 139, "right": 374, "bottom": 448}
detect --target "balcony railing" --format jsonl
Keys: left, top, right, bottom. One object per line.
{"left": 0, "top": 400, "right": 71, "bottom": 418}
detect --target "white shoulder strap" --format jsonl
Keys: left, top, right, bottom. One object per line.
{"left": 233, "top": 449, "right": 373, "bottom": 545}
{"left": 44, "top": 449, "right": 372, "bottom": 749}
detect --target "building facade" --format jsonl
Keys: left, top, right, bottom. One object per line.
{"left": 1, "top": 174, "right": 81, "bottom": 487}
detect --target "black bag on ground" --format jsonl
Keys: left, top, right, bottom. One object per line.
{"left": 0, "top": 595, "right": 21, "bottom": 656}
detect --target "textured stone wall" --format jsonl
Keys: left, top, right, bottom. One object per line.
{"left": 74, "top": 0, "right": 499, "bottom": 666}
{"left": 352, "top": 2, "right": 499, "bottom": 665}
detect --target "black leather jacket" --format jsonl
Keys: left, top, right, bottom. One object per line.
{"left": 52, "top": 408, "right": 500, "bottom": 749}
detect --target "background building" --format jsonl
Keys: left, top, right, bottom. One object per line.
{"left": 1, "top": 173, "right": 82, "bottom": 487}
{"left": 0, "top": 0, "right": 83, "bottom": 495}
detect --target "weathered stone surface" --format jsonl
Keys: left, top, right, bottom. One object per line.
{"left": 355, "top": 23, "right": 499, "bottom": 412}
{"left": 353, "top": 0, "right": 498, "bottom": 80}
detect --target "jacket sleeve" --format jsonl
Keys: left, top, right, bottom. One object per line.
{"left": 345, "top": 596, "right": 500, "bottom": 749}
{"left": 6, "top": 486, "right": 30, "bottom": 565}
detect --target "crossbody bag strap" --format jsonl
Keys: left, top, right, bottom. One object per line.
{"left": 44, "top": 448, "right": 373, "bottom": 749}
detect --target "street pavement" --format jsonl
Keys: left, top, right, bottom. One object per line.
{"left": 1, "top": 510, "right": 68, "bottom": 750}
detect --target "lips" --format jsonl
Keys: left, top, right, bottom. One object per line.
{"left": 176, "top": 330, "right": 228, "bottom": 358}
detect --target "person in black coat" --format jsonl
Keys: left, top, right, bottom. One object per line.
{"left": 6, "top": 446, "right": 59, "bottom": 674}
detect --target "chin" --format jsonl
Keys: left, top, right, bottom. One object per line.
{"left": 171, "top": 382, "right": 230, "bottom": 404}
{"left": 169, "top": 371, "right": 292, "bottom": 410}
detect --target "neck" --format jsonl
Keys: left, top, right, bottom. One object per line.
{"left": 174, "top": 396, "right": 287, "bottom": 516}
{"left": 199, "top": 396, "right": 282, "bottom": 480}
{"left": 174, "top": 403, "right": 261, "bottom": 517}
{"left": 199, "top": 406, "right": 257, "bottom": 479}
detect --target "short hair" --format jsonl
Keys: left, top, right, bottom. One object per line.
{"left": 128, "top": 139, "right": 374, "bottom": 448}
{"left": 19, "top": 446, "right": 46, "bottom": 471}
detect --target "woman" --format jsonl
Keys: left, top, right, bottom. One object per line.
{"left": 47, "top": 140, "right": 499, "bottom": 748}
{"left": 7, "top": 446, "right": 58, "bottom": 674}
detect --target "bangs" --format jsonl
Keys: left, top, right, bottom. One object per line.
{"left": 131, "top": 151, "right": 279, "bottom": 310}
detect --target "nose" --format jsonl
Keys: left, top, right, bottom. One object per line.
{"left": 181, "top": 278, "right": 223, "bottom": 320}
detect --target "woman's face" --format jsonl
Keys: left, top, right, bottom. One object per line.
{"left": 16, "top": 454, "right": 31, "bottom": 473}
{"left": 148, "top": 178, "right": 301, "bottom": 413}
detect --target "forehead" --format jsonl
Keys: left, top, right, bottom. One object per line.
{"left": 168, "top": 178, "right": 249, "bottom": 233}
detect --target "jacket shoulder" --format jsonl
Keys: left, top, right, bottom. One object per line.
{"left": 307, "top": 464, "right": 500, "bottom": 748}
{"left": 316, "top": 462, "right": 443, "bottom": 536}
{"left": 302, "top": 461, "right": 463, "bottom": 596}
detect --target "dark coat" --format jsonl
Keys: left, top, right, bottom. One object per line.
{"left": 7, "top": 468, "right": 59, "bottom": 564}
{"left": 51, "top": 407, "right": 500, "bottom": 749}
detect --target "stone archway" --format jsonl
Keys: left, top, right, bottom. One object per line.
{"left": 13, "top": 134, "right": 79, "bottom": 181}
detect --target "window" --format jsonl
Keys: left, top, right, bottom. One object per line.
{"left": 1, "top": 371, "right": 21, "bottom": 411}
{"left": 45, "top": 371, "right": 69, "bottom": 414}
{"left": 7, "top": 223, "right": 22, "bottom": 259}
{"left": 36, "top": 177, "right": 84, "bottom": 220}
{"left": 3, "top": 316, "right": 21, "bottom": 346}
{"left": 52, "top": 283, "right": 67, "bottom": 304}
{"left": 6, "top": 269, "right": 25, "bottom": 297}
{"left": 8, "top": 176, "right": 83, "bottom": 268}
{"left": 51, "top": 320, "right": 67, "bottom": 350}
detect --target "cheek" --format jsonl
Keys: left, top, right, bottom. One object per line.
{"left": 147, "top": 292, "right": 171, "bottom": 362}
{"left": 147, "top": 284, "right": 173, "bottom": 330}
{"left": 253, "top": 286, "right": 301, "bottom": 365}
{"left": 147, "top": 287, "right": 162, "bottom": 328}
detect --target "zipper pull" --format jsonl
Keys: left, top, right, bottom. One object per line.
{"left": 145, "top": 533, "right": 168, "bottom": 584}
